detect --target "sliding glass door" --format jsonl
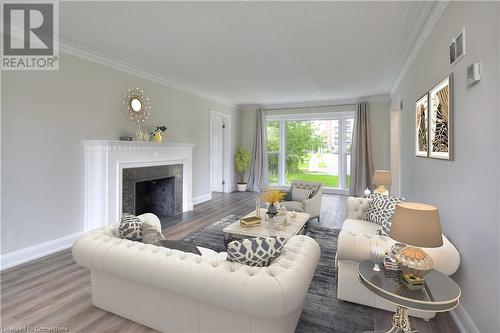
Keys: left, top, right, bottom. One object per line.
{"left": 267, "top": 113, "right": 354, "bottom": 193}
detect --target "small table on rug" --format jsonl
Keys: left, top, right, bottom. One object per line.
{"left": 223, "top": 209, "right": 310, "bottom": 243}
{"left": 358, "top": 260, "right": 461, "bottom": 333}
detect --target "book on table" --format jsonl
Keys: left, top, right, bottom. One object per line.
{"left": 240, "top": 216, "right": 261, "bottom": 228}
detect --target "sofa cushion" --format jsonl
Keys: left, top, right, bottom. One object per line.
{"left": 341, "top": 218, "right": 381, "bottom": 235}
{"left": 281, "top": 201, "right": 304, "bottom": 212}
{"left": 142, "top": 223, "right": 166, "bottom": 245}
{"left": 119, "top": 213, "right": 143, "bottom": 241}
{"left": 158, "top": 240, "right": 201, "bottom": 255}
{"left": 365, "top": 193, "right": 404, "bottom": 225}
{"left": 227, "top": 236, "right": 286, "bottom": 267}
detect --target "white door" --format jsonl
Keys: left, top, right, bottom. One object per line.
{"left": 211, "top": 114, "right": 224, "bottom": 192}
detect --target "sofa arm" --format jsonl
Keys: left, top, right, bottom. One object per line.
{"left": 336, "top": 230, "right": 393, "bottom": 263}
{"left": 303, "top": 185, "right": 323, "bottom": 218}
{"left": 347, "top": 197, "right": 371, "bottom": 220}
{"left": 336, "top": 230, "right": 460, "bottom": 276}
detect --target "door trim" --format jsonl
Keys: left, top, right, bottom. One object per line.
{"left": 210, "top": 110, "right": 232, "bottom": 193}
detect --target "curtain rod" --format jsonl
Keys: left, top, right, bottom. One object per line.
{"left": 263, "top": 102, "right": 357, "bottom": 111}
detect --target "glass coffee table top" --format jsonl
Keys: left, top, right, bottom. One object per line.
{"left": 358, "top": 260, "right": 461, "bottom": 312}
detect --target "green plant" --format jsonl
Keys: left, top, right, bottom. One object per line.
{"left": 235, "top": 148, "right": 251, "bottom": 183}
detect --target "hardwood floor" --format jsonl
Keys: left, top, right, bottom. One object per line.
{"left": 0, "top": 192, "right": 456, "bottom": 332}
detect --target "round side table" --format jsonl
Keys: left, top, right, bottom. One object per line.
{"left": 358, "top": 260, "right": 461, "bottom": 333}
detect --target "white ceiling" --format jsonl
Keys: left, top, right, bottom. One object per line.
{"left": 59, "top": 1, "right": 434, "bottom": 106}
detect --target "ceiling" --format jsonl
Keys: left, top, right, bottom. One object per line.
{"left": 59, "top": 1, "right": 434, "bottom": 106}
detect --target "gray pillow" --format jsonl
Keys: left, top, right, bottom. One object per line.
{"left": 227, "top": 236, "right": 286, "bottom": 267}
{"left": 119, "top": 213, "right": 143, "bottom": 241}
{"left": 142, "top": 223, "right": 166, "bottom": 245}
{"left": 292, "top": 188, "right": 312, "bottom": 202}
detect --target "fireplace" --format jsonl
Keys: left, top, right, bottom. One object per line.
{"left": 122, "top": 164, "right": 183, "bottom": 218}
{"left": 83, "top": 140, "right": 194, "bottom": 231}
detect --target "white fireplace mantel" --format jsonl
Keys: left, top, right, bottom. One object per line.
{"left": 83, "top": 140, "right": 195, "bottom": 231}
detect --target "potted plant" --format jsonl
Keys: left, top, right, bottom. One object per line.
{"left": 235, "top": 148, "right": 250, "bottom": 191}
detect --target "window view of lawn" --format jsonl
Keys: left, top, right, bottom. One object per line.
{"left": 268, "top": 153, "right": 350, "bottom": 188}
{"left": 267, "top": 118, "right": 352, "bottom": 189}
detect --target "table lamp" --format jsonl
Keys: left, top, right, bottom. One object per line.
{"left": 389, "top": 202, "right": 443, "bottom": 284}
{"left": 372, "top": 170, "right": 391, "bottom": 195}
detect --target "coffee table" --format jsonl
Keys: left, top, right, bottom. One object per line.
{"left": 358, "top": 260, "right": 461, "bottom": 333}
{"left": 223, "top": 209, "right": 310, "bottom": 241}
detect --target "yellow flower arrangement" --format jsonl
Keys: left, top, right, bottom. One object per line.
{"left": 261, "top": 189, "right": 285, "bottom": 204}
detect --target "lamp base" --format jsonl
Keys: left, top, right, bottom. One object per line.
{"left": 395, "top": 246, "right": 433, "bottom": 279}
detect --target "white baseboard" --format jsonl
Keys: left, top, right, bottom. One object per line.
{"left": 451, "top": 304, "right": 479, "bottom": 333}
{"left": 0, "top": 232, "right": 83, "bottom": 271}
{"left": 192, "top": 193, "right": 212, "bottom": 205}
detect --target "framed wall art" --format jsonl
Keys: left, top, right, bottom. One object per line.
{"left": 415, "top": 93, "right": 429, "bottom": 157}
{"left": 429, "top": 74, "right": 453, "bottom": 160}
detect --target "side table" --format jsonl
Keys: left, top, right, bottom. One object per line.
{"left": 358, "top": 260, "right": 461, "bottom": 333}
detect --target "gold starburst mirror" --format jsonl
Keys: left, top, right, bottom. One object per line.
{"left": 122, "top": 88, "right": 151, "bottom": 123}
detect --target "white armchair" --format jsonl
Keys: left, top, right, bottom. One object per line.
{"left": 280, "top": 181, "right": 323, "bottom": 222}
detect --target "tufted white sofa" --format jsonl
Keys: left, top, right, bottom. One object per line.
{"left": 72, "top": 218, "right": 321, "bottom": 333}
{"left": 335, "top": 197, "right": 461, "bottom": 319}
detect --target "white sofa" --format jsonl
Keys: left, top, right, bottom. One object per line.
{"left": 72, "top": 214, "right": 321, "bottom": 333}
{"left": 335, "top": 197, "right": 461, "bottom": 319}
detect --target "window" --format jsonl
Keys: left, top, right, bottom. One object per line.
{"left": 267, "top": 112, "right": 354, "bottom": 192}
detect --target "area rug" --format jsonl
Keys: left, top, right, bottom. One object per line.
{"left": 183, "top": 215, "right": 374, "bottom": 332}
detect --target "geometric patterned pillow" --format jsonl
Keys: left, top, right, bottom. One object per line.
{"left": 227, "top": 236, "right": 286, "bottom": 267}
{"left": 119, "top": 213, "right": 143, "bottom": 241}
{"left": 365, "top": 193, "right": 405, "bottom": 226}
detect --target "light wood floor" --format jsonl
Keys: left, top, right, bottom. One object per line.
{"left": 0, "top": 192, "right": 457, "bottom": 332}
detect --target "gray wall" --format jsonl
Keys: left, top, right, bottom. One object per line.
{"left": 1, "top": 52, "right": 240, "bottom": 254}
{"left": 240, "top": 101, "right": 390, "bottom": 172}
{"left": 392, "top": 2, "right": 499, "bottom": 331}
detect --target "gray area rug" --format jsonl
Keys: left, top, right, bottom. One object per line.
{"left": 183, "top": 215, "right": 374, "bottom": 332}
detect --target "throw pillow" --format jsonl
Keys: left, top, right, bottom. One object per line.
{"left": 119, "top": 213, "right": 143, "bottom": 241}
{"left": 227, "top": 236, "right": 286, "bottom": 267}
{"left": 142, "top": 223, "right": 166, "bottom": 245}
{"left": 365, "top": 193, "right": 405, "bottom": 226}
{"left": 284, "top": 191, "right": 293, "bottom": 201}
{"left": 292, "top": 188, "right": 312, "bottom": 202}
{"left": 158, "top": 240, "right": 202, "bottom": 255}
{"left": 378, "top": 218, "right": 393, "bottom": 236}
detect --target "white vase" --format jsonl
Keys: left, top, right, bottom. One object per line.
{"left": 237, "top": 183, "right": 247, "bottom": 192}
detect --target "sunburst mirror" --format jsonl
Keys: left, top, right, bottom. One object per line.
{"left": 122, "top": 88, "right": 151, "bottom": 123}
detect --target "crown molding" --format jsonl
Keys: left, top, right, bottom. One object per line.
{"left": 240, "top": 94, "right": 389, "bottom": 111}
{"left": 58, "top": 35, "right": 236, "bottom": 108}
{"left": 389, "top": 1, "right": 449, "bottom": 97}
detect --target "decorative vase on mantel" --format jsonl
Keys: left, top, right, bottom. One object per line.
{"left": 154, "top": 132, "right": 162, "bottom": 143}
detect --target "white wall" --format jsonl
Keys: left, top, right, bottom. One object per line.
{"left": 240, "top": 102, "right": 390, "bottom": 172}
{"left": 391, "top": 2, "right": 499, "bottom": 331}
{"left": 1, "top": 52, "right": 240, "bottom": 255}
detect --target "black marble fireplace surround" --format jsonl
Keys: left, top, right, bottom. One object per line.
{"left": 122, "top": 164, "right": 183, "bottom": 219}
